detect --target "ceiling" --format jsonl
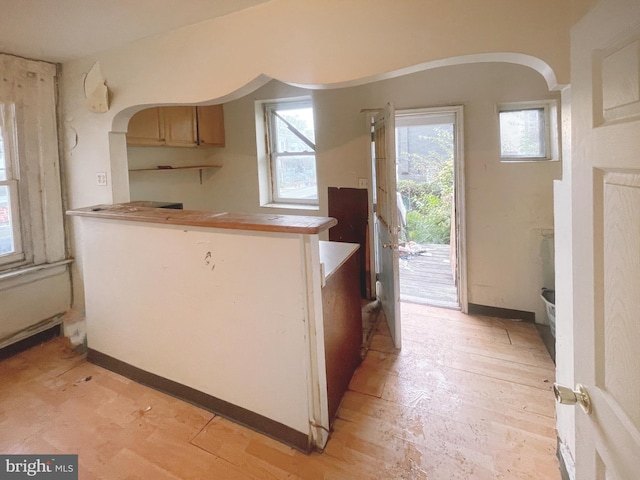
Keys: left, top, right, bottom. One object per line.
{"left": 0, "top": 0, "right": 271, "bottom": 63}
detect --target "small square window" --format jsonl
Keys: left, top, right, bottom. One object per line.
{"left": 498, "top": 101, "right": 559, "bottom": 162}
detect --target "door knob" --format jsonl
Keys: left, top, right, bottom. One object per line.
{"left": 553, "top": 383, "right": 592, "bottom": 414}
{"left": 382, "top": 243, "right": 398, "bottom": 249}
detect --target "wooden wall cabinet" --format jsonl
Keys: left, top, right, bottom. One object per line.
{"left": 127, "top": 105, "right": 224, "bottom": 147}
{"left": 126, "top": 107, "right": 165, "bottom": 146}
{"left": 197, "top": 105, "right": 225, "bottom": 147}
{"left": 164, "top": 106, "right": 197, "bottom": 147}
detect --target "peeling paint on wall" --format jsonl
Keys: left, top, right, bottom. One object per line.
{"left": 62, "top": 308, "right": 87, "bottom": 353}
{"left": 84, "top": 62, "right": 110, "bottom": 113}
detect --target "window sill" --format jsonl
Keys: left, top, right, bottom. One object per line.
{"left": 0, "top": 259, "right": 73, "bottom": 292}
{"left": 500, "top": 157, "right": 560, "bottom": 163}
{"left": 261, "top": 202, "right": 320, "bottom": 211}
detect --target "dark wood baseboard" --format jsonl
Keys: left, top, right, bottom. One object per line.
{"left": 468, "top": 303, "right": 535, "bottom": 323}
{"left": 0, "top": 324, "right": 61, "bottom": 361}
{"left": 87, "top": 348, "right": 312, "bottom": 453}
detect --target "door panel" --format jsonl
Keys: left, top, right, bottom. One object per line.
{"left": 600, "top": 176, "right": 640, "bottom": 430}
{"left": 373, "top": 104, "right": 401, "bottom": 348}
{"left": 569, "top": 0, "right": 640, "bottom": 478}
{"left": 589, "top": 171, "right": 640, "bottom": 479}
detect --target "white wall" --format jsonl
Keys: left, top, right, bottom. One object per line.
{"left": 0, "top": 270, "right": 71, "bottom": 343}
{"left": 129, "top": 63, "right": 561, "bottom": 322}
{"left": 59, "top": 0, "right": 572, "bottom": 313}
{"left": 365, "top": 63, "right": 561, "bottom": 321}
{"left": 128, "top": 146, "right": 217, "bottom": 210}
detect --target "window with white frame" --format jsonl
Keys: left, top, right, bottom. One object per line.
{"left": 262, "top": 99, "right": 318, "bottom": 205}
{"left": 498, "top": 100, "right": 559, "bottom": 162}
{"left": 0, "top": 53, "right": 66, "bottom": 272}
{"left": 0, "top": 103, "right": 24, "bottom": 265}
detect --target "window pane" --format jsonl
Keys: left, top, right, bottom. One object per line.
{"left": 273, "top": 107, "right": 315, "bottom": 153}
{"left": 275, "top": 155, "right": 318, "bottom": 200}
{"left": 0, "top": 126, "right": 6, "bottom": 181}
{"left": 499, "top": 108, "right": 545, "bottom": 158}
{"left": 396, "top": 123, "right": 454, "bottom": 180}
{"left": 0, "top": 185, "right": 15, "bottom": 255}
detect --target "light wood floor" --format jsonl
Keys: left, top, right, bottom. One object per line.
{"left": 0, "top": 304, "right": 559, "bottom": 479}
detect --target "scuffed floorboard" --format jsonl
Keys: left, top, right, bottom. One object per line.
{"left": 0, "top": 303, "right": 559, "bottom": 479}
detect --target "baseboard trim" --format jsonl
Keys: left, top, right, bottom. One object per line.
{"left": 468, "top": 303, "right": 535, "bottom": 322}
{"left": 87, "top": 348, "right": 312, "bottom": 453}
{"left": 0, "top": 324, "right": 61, "bottom": 361}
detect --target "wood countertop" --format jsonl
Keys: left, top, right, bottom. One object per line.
{"left": 67, "top": 203, "right": 338, "bottom": 235}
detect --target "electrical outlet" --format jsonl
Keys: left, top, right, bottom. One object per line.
{"left": 358, "top": 178, "right": 369, "bottom": 189}
{"left": 96, "top": 172, "right": 107, "bottom": 186}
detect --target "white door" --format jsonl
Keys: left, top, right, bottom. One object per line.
{"left": 567, "top": 0, "right": 640, "bottom": 477}
{"left": 373, "top": 104, "right": 401, "bottom": 348}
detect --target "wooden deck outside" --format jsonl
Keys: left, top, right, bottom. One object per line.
{"left": 399, "top": 242, "right": 459, "bottom": 308}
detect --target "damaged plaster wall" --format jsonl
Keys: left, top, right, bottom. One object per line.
{"left": 0, "top": 54, "right": 71, "bottom": 347}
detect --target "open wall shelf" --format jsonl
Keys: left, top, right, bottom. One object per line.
{"left": 128, "top": 165, "right": 220, "bottom": 184}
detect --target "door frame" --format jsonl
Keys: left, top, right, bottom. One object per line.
{"left": 395, "top": 106, "right": 467, "bottom": 312}
{"left": 366, "top": 105, "right": 467, "bottom": 313}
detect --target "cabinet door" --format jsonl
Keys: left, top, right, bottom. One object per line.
{"left": 196, "top": 105, "right": 225, "bottom": 147}
{"left": 127, "top": 107, "right": 165, "bottom": 146}
{"left": 164, "top": 106, "right": 197, "bottom": 147}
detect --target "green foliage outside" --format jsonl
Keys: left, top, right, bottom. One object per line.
{"left": 398, "top": 159, "right": 453, "bottom": 245}
{"left": 396, "top": 123, "right": 454, "bottom": 245}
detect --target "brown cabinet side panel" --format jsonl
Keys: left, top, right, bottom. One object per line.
{"left": 328, "top": 187, "right": 370, "bottom": 298}
{"left": 322, "top": 254, "right": 362, "bottom": 425}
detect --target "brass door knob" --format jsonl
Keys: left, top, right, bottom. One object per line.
{"left": 553, "top": 383, "right": 592, "bottom": 414}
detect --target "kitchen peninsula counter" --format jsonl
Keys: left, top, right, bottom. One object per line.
{"left": 68, "top": 203, "right": 338, "bottom": 234}
{"left": 67, "top": 203, "right": 361, "bottom": 453}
